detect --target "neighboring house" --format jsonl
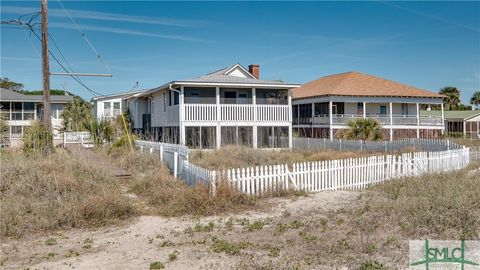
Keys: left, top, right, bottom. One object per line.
{"left": 292, "top": 72, "right": 446, "bottom": 140}
{"left": 0, "top": 88, "right": 73, "bottom": 145}
{"left": 125, "top": 64, "right": 299, "bottom": 149}
{"left": 421, "top": 110, "right": 480, "bottom": 138}
{"left": 91, "top": 90, "right": 143, "bottom": 120}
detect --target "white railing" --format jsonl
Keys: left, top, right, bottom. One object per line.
{"left": 136, "top": 140, "right": 216, "bottom": 188}
{"left": 221, "top": 147, "right": 469, "bottom": 196}
{"left": 63, "top": 132, "right": 92, "bottom": 145}
{"left": 221, "top": 104, "right": 254, "bottom": 122}
{"left": 183, "top": 104, "right": 290, "bottom": 123}
{"left": 256, "top": 105, "right": 290, "bottom": 122}
{"left": 185, "top": 104, "right": 217, "bottom": 122}
{"left": 295, "top": 114, "right": 443, "bottom": 126}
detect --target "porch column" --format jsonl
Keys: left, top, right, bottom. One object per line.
{"left": 416, "top": 103, "right": 420, "bottom": 139}
{"left": 463, "top": 121, "right": 467, "bottom": 138}
{"left": 288, "top": 89, "right": 293, "bottom": 148}
{"left": 252, "top": 88, "right": 258, "bottom": 149}
{"left": 363, "top": 101, "right": 366, "bottom": 118}
{"left": 216, "top": 87, "right": 221, "bottom": 149}
{"left": 389, "top": 102, "right": 393, "bottom": 141}
{"left": 311, "top": 102, "right": 315, "bottom": 135}
{"left": 179, "top": 86, "right": 185, "bottom": 145}
{"left": 441, "top": 103, "right": 445, "bottom": 135}
{"left": 328, "top": 100, "right": 333, "bottom": 140}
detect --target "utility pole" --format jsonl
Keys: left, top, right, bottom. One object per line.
{"left": 41, "top": 0, "right": 51, "bottom": 129}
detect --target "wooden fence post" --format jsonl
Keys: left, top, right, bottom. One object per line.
{"left": 159, "top": 145, "right": 164, "bottom": 162}
{"left": 210, "top": 171, "right": 217, "bottom": 196}
{"left": 63, "top": 132, "right": 66, "bottom": 147}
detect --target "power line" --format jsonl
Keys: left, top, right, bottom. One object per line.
{"left": 56, "top": 0, "right": 112, "bottom": 73}
{"left": 1, "top": 13, "right": 104, "bottom": 96}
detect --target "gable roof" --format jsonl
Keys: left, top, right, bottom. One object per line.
{"left": 0, "top": 88, "right": 74, "bottom": 103}
{"left": 138, "top": 64, "right": 299, "bottom": 97}
{"left": 91, "top": 90, "right": 144, "bottom": 102}
{"left": 179, "top": 63, "right": 292, "bottom": 85}
{"left": 292, "top": 71, "right": 444, "bottom": 99}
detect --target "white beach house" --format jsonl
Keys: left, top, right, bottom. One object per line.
{"left": 125, "top": 64, "right": 300, "bottom": 149}
{"left": 91, "top": 90, "right": 143, "bottom": 120}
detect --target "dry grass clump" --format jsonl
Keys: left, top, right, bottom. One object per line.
{"left": 364, "top": 169, "right": 480, "bottom": 239}
{"left": 113, "top": 150, "right": 258, "bottom": 216}
{"left": 449, "top": 138, "right": 480, "bottom": 147}
{"left": 190, "top": 145, "right": 376, "bottom": 170}
{"left": 0, "top": 149, "right": 135, "bottom": 238}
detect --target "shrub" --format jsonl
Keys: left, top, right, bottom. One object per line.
{"left": 85, "top": 118, "right": 114, "bottom": 147}
{"left": 359, "top": 260, "right": 388, "bottom": 270}
{"left": 22, "top": 121, "right": 53, "bottom": 155}
{"left": 341, "top": 118, "right": 383, "bottom": 141}
{"left": 0, "top": 149, "right": 135, "bottom": 237}
{"left": 113, "top": 150, "right": 257, "bottom": 217}
{"left": 149, "top": 261, "right": 164, "bottom": 269}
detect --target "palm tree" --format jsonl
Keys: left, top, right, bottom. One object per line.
{"left": 61, "top": 96, "right": 93, "bottom": 131}
{"left": 470, "top": 91, "right": 480, "bottom": 109}
{"left": 439, "top": 86, "right": 461, "bottom": 110}
{"left": 341, "top": 118, "right": 383, "bottom": 141}
{"left": 85, "top": 118, "right": 114, "bottom": 147}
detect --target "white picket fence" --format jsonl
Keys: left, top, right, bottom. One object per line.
{"left": 220, "top": 147, "right": 470, "bottom": 196}
{"left": 135, "top": 139, "right": 471, "bottom": 196}
{"left": 293, "top": 138, "right": 463, "bottom": 153}
{"left": 136, "top": 140, "right": 214, "bottom": 185}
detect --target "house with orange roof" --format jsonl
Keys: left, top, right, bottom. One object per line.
{"left": 292, "top": 72, "right": 445, "bottom": 140}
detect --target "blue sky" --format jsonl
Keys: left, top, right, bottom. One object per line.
{"left": 1, "top": 1, "right": 479, "bottom": 103}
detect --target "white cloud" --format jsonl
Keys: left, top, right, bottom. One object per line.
{"left": 2, "top": 5, "right": 209, "bottom": 28}
{"left": 50, "top": 22, "right": 206, "bottom": 42}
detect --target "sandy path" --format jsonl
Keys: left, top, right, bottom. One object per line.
{"left": 1, "top": 190, "right": 359, "bottom": 270}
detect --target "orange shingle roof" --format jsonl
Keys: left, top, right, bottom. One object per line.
{"left": 292, "top": 71, "right": 444, "bottom": 99}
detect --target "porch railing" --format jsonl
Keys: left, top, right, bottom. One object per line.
{"left": 293, "top": 114, "right": 443, "bottom": 126}
{"left": 184, "top": 104, "right": 290, "bottom": 123}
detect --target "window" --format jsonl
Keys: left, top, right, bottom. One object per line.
{"left": 104, "top": 102, "right": 111, "bottom": 110}
{"left": 23, "top": 102, "right": 34, "bottom": 111}
{"left": 168, "top": 91, "right": 172, "bottom": 106}
{"left": 113, "top": 102, "right": 120, "bottom": 110}
{"left": 12, "top": 102, "right": 22, "bottom": 112}
{"left": 314, "top": 103, "right": 329, "bottom": 116}
{"left": 357, "top": 102, "right": 364, "bottom": 115}
{"left": 401, "top": 103, "right": 408, "bottom": 115}
{"left": 173, "top": 91, "right": 179, "bottom": 105}
{"left": 380, "top": 105, "right": 387, "bottom": 115}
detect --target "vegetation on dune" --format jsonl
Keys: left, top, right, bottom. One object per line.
{"left": 112, "top": 150, "right": 257, "bottom": 216}
{"left": 0, "top": 119, "right": 8, "bottom": 144}
{"left": 0, "top": 149, "right": 135, "bottom": 238}
{"left": 22, "top": 121, "right": 53, "bottom": 155}
{"left": 341, "top": 118, "right": 383, "bottom": 141}
{"left": 61, "top": 96, "right": 94, "bottom": 132}
{"left": 190, "top": 145, "right": 377, "bottom": 170}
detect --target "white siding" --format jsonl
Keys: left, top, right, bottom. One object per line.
{"left": 94, "top": 97, "right": 123, "bottom": 119}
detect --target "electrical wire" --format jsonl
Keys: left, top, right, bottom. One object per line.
{"left": 1, "top": 13, "right": 104, "bottom": 96}
{"left": 56, "top": 0, "right": 112, "bottom": 73}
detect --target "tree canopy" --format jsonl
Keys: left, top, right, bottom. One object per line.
{"left": 0, "top": 77, "right": 24, "bottom": 92}
{"left": 22, "top": 90, "right": 76, "bottom": 96}
{"left": 470, "top": 91, "right": 480, "bottom": 108}
{"left": 439, "top": 86, "right": 461, "bottom": 110}
{"left": 61, "top": 96, "right": 94, "bottom": 132}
